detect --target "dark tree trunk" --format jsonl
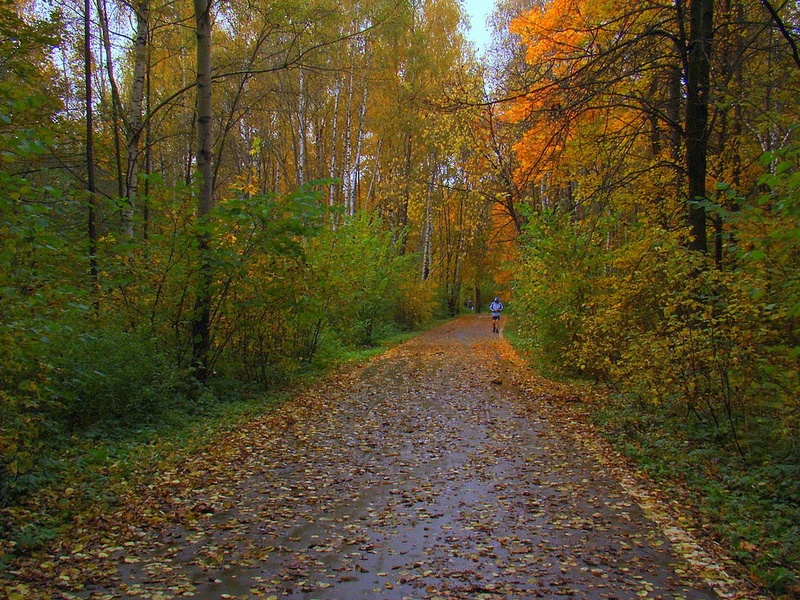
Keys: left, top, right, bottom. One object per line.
{"left": 85, "top": 0, "right": 99, "bottom": 308}
{"left": 685, "top": 0, "right": 714, "bottom": 254}
{"left": 191, "top": 0, "right": 214, "bottom": 381}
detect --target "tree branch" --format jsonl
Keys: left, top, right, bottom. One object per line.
{"left": 759, "top": 0, "right": 800, "bottom": 69}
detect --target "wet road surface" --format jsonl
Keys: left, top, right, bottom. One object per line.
{"left": 77, "top": 316, "right": 736, "bottom": 599}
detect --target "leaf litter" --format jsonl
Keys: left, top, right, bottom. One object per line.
{"left": 6, "top": 316, "right": 769, "bottom": 599}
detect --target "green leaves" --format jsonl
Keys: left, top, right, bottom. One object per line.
{"left": 305, "top": 213, "right": 414, "bottom": 347}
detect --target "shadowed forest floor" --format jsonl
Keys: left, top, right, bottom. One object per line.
{"left": 13, "top": 316, "right": 768, "bottom": 599}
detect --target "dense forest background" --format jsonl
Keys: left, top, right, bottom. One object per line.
{"left": 1, "top": 0, "right": 799, "bottom": 593}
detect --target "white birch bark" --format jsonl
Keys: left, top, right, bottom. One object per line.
{"left": 297, "top": 68, "right": 306, "bottom": 185}
{"left": 365, "top": 138, "right": 382, "bottom": 210}
{"left": 123, "top": 0, "right": 149, "bottom": 238}
{"left": 351, "top": 79, "right": 368, "bottom": 216}
{"left": 96, "top": 0, "right": 124, "bottom": 201}
{"left": 421, "top": 159, "right": 436, "bottom": 281}
{"left": 343, "top": 63, "right": 355, "bottom": 217}
{"left": 329, "top": 80, "right": 340, "bottom": 210}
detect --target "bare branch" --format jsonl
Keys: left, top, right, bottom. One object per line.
{"left": 759, "top": 0, "right": 800, "bottom": 69}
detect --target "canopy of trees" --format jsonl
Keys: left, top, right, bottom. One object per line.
{"left": 1, "top": 0, "right": 494, "bottom": 463}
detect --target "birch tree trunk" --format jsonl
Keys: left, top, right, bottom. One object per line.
{"left": 343, "top": 63, "right": 355, "bottom": 216}
{"left": 393, "top": 133, "right": 412, "bottom": 250}
{"left": 421, "top": 158, "right": 436, "bottom": 281}
{"left": 329, "top": 80, "right": 340, "bottom": 210}
{"left": 123, "top": 0, "right": 150, "bottom": 238}
{"left": 143, "top": 50, "right": 152, "bottom": 240}
{"left": 365, "top": 138, "right": 382, "bottom": 209}
{"left": 96, "top": 0, "right": 124, "bottom": 201}
{"left": 297, "top": 68, "right": 306, "bottom": 185}
{"left": 351, "top": 72, "right": 368, "bottom": 215}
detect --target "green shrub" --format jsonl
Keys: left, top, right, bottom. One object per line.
{"left": 306, "top": 213, "right": 420, "bottom": 347}
{"left": 393, "top": 277, "right": 438, "bottom": 330}
{"left": 513, "top": 210, "right": 605, "bottom": 376}
{"left": 50, "top": 329, "right": 185, "bottom": 429}
{"left": 0, "top": 315, "right": 62, "bottom": 503}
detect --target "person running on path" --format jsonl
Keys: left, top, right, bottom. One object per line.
{"left": 490, "top": 297, "right": 503, "bottom": 333}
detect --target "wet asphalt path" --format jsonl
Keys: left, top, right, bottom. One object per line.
{"left": 81, "top": 316, "right": 726, "bottom": 599}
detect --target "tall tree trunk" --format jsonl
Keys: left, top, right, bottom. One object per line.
{"left": 329, "top": 79, "right": 340, "bottom": 210}
{"left": 421, "top": 200, "right": 432, "bottom": 281}
{"left": 297, "top": 68, "right": 306, "bottom": 185}
{"left": 421, "top": 158, "right": 436, "bottom": 281}
{"left": 343, "top": 62, "right": 355, "bottom": 216}
{"left": 123, "top": 0, "right": 150, "bottom": 238}
{"left": 191, "top": 0, "right": 214, "bottom": 381}
{"left": 352, "top": 70, "right": 368, "bottom": 214}
{"left": 143, "top": 45, "right": 152, "bottom": 241}
{"left": 365, "top": 139, "right": 382, "bottom": 210}
{"left": 712, "top": 0, "right": 743, "bottom": 268}
{"left": 85, "top": 0, "right": 99, "bottom": 307}
{"left": 96, "top": 0, "right": 125, "bottom": 202}
{"left": 395, "top": 133, "right": 412, "bottom": 249}
{"left": 685, "top": 0, "right": 713, "bottom": 254}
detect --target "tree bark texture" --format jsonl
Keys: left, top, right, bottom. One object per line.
{"left": 191, "top": 0, "right": 214, "bottom": 381}
{"left": 124, "top": 0, "right": 150, "bottom": 238}
{"left": 85, "top": 0, "right": 99, "bottom": 305}
{"left": 685, "top": 0, "right": 713, "bottom": 253}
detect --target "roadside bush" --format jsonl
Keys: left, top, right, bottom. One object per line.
{"left": 0, "top": 384, "right": 48, "bottom": 504}
{"left": 514, "top": 200, "right": 797, "bottom": 455}
{"left": 50, "top": 329, "right": 185, "bottom": 429}
{"left": 513, "top": 210, "right": 603, "bottom": 376}
{"left": 393, "top": 277, "right": 438, "bottom": 330}
{"left": 306, "top": 213, "right": 419, "bottom": 347}
{"left": 206, "top": 188, "right": 433, "bottom": 386}
{"left": 512, "top": 145, "right": 800, "bottom": 591}
{"left": 203, "top": 184, "right": 329, "bottom": 385}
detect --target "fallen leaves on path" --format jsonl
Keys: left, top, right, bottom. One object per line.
{"left": 4, "top": 316, "right": 769, "bottom": 599}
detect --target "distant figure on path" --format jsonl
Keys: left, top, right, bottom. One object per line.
{"left": 490, "top": 297, "right": 503, "bottom": 333}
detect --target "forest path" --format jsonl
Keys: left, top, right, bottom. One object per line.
{"left": 71, "top": 315, "right": 755, "bottom": 599}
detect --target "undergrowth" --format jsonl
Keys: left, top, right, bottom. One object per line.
{"left": 506, "top": 316, "right": 799, "bottom": 597}
{"left": 0, "top": 388, "right": 279, "bottom": 570}
{"left": 593, "top": 399, "right": 800, "bottom": 597}
{"left": 0, "top": 326, "right": 428, "bottom": 573}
